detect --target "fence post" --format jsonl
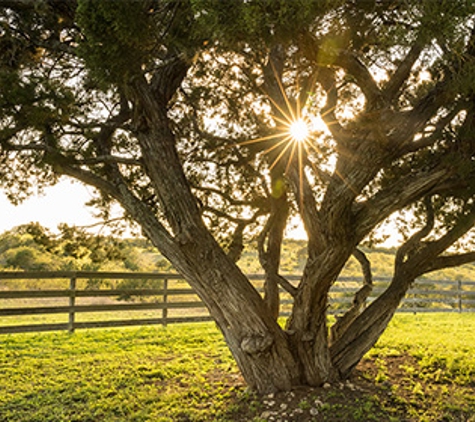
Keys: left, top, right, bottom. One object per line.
{"left": 162, "top": 277, "right": 168, "bottom": 327}
{"left": 458, "top": 279, "right": 463, "bottom": 313}
{"left": 68, "top": 276, "right": 76, "bottom": 333}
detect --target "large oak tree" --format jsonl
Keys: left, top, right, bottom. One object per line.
{"left": 1, "top": 0, "right": 475, "bottom": 393}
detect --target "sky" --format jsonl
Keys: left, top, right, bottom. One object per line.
{"left": 0, "top": 179, "right": 401, "bottom": 244}
{"left": 0, "top": 178, "right": 309, "bottom": 239}
{"left": 0, "top": 178, "right": 102, "bottom": 234}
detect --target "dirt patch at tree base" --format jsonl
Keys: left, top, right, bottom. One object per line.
{"left": 225, "top": 375, "right": 397, "bottom": 421}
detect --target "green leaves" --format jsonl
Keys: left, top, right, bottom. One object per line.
{"left": 0, "top": 223, "right": 143, "bottom": 272}
{"left": 76, "top": 0, "right": 153, "bottom": 85}
{"left": 192, "top": 0, "right": 336, "bottom": 47}
{"left": 76, "top": 0, "right": 202, "bottom": 86}
{"left": 1, "top": 0, "right": 475, "bottom": 293}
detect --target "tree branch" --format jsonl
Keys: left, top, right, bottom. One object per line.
{"left": 297, "top": 69, "right": 318, "bottom": 113}
{"left": 424, "top": 252, "right": 475, "bottom": 274}
{"left": 2, "top": 141, "right": 46, "bottom": 152}
{"left": 413, "top": 204, "right": 475, "bottom": 272}
{"left": 401, "top": 79, "right": 454, "bottom": 144}
{"left": 202, "top": 205, "right": 263, "bottom": 226}
{"left": 317, "top": 68, "right": 353, "bottom": 144}
{"left": 330, "top": 248, "right": 373, "bottom": 344}
{"left": 355, "top": 167, "right": 450, "bottom": 242}
{"left": 335, "top": 51, "right": 385, "bottom": 110}
{"left": 401, "top": 102, "right": 468, "bottom": 154}
{"left": 395, "top": 196, "right": 434, "bottom": 267}
{"left": 287, "top": 165, "right": 323, "bottom": 256}
{"left": 275, "top": 274, "right": 298, "bottom": 297}
{"left": 262, "top": 44, "right": 287, "bottom": 118}
{"left": 193, "top": 184, "right": 267, "bottom": 209}
{"left": 257, "top": 172, "right": 290, "bottom": 320}
{"left": 352, "top": 248, "right": 373, "bottom": 287}
{"left": 75, "top": 155, "right": 142, "bottom": 166}
{"left": 227, "top": 221, "right": 245, "bottom": 263}
{"left": 59, "top": 161, "right": 179, "bottom": 259}
{"left": 150, "top": 55, "right": 191, "bottom": 104}
{"left": 390, "top": 200, "right": 475, "bottom": 282}
{"left": 383, "top": 40, "right": 424, "bottom": 101}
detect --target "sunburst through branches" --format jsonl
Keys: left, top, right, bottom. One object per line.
{"left": 220, "top": 69, "right": 338, "bottom": 209}
{"left": 230, "top": 98, "right": 326, "bottom": 194}
{"left": 288, "top": 118, "right": 310, "bottom": 143}
{"left": 232, "top": 106, "right": 321, "bottom": 175}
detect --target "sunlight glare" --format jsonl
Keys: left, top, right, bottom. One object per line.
{"left": 289, "top": 119, "right": 309, "bottom": 142}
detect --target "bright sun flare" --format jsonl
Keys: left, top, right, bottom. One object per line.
{"left": 289, "top": 119, "right": 309, "bottom": 142}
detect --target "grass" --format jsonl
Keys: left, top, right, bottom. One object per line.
{"left": 362, "top": 313, "right": 475, "bottom": 421}
{"left": 1, "top": 314, "right": 475, "bottom": 421}
{"left": 367, "top": 313, "right": 475, "bottom": 387}
{"left": 0, "top": 324, "right": 242, "bottom": 421}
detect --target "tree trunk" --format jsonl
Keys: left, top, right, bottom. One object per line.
{"left": 173, "top": 234, "right": 304, "bottom": 393}
{"left": 149, "top": 223, "right": 302, "bottom": 393}
{"left": 259, "top": 173, "right": 289, "bottom": 321}
{"left": 285, "top": 247, "right": 355, "bottom": 386}
{"left": 330, "top": 249, "right": 373, "bottom": 343}
{"left": 123, "top": 73, "right": 419, "bottom": 394}
{"left": 330, "top": 274, "right": 413, "bottom": 378}
{"left": 122, "top": 79, "right": 303, "bottom": 393}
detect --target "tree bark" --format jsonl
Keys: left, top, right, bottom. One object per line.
{"left": 259, "top": 173, "right": 289, "bottom": 320}
{"left": 169, "top": 228, "right": 302, "bottom": 393}
{"left": 330, "top": 248, "right": 373, "bottom": 344}
{"left": 285, "top": 245, "right": 356, "bottom": 386}
{"left": 330, "top": 275, "right": 410, "bottom": 378}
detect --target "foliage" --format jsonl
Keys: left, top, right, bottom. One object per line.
{"left": 0, "top": 223, "right": 164, "bottom": 273}
{"left": 3, "top": 245, "right": 62, "bottom": 271}
{"left": 76, "top": 0, "right": 154, "bottom": 85}
{"left": 2, "top": 223, "right": 472, "bottom": 280}
{"left": 239, "top": 241, "right": 475, "bottom": 281}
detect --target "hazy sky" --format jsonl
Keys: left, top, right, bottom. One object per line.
{"left": 0, "top": 180, "right": 400, "bottom": 243}
{"left": 0, "top": 177, "right": 309, "bottom": 239}
{"left": 0, "top": 179, "right": 101, "bottom": 234}
{"left": 2, "top": 179, "right": 402, "bottom": 244}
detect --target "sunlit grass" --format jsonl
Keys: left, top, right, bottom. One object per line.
{"left": 0, "top": 324, "right": 241, "bottom": 422}
{"left": 1, "top": 314, "right": 474, "bottom": 421}
{"left": 364, "top": 313, "right": 475, "bottom": 421}
{"left": 373, "top": 313, "right": 475, "bottom": 354}
{"left": 369, "top": 313, "right": 475, "bottom": 385}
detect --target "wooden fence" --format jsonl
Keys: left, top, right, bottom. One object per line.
{"left": 0, "top": 271, "right": 474, "bottom": 335}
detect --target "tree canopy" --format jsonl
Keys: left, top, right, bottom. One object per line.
{"left": 1, "top": 0, "right": 475, "bottom": 393}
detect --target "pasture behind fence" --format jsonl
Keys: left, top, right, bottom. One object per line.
{"left": 0, "top": 271, "right": 474, "bottom": 335}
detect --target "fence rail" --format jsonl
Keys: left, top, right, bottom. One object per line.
{"left": 0, "top": 271, "right": 474, "bottom": 335}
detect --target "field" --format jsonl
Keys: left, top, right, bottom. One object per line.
{"left": 1, "top": 314, "right": 474, "bottom": 421}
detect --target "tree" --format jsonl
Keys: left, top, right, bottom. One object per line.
{"left": 0, "top": 222, "right": 136, "bottom": 271}
{"left": 1, "top": 0, "right": 475, "bottom": 393}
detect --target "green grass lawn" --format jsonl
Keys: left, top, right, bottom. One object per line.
{"left": 0, "top": 314, "right": 474, "bottom": 421}
{"left": 363, "top": 313, "right": 475, "bottom": 421}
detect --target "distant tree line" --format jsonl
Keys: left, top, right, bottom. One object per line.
{"left": 2, "top": 223, "right": 473, "bottom": 284}
{"left": 0, "top": 223, "right": 171, "bottom": 273}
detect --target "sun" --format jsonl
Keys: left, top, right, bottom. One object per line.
{"left": 288, "top": 119, "right": 310, "bottom": 142}
{"left": 219, "top": 69, "right": 335, "bottom": 209}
